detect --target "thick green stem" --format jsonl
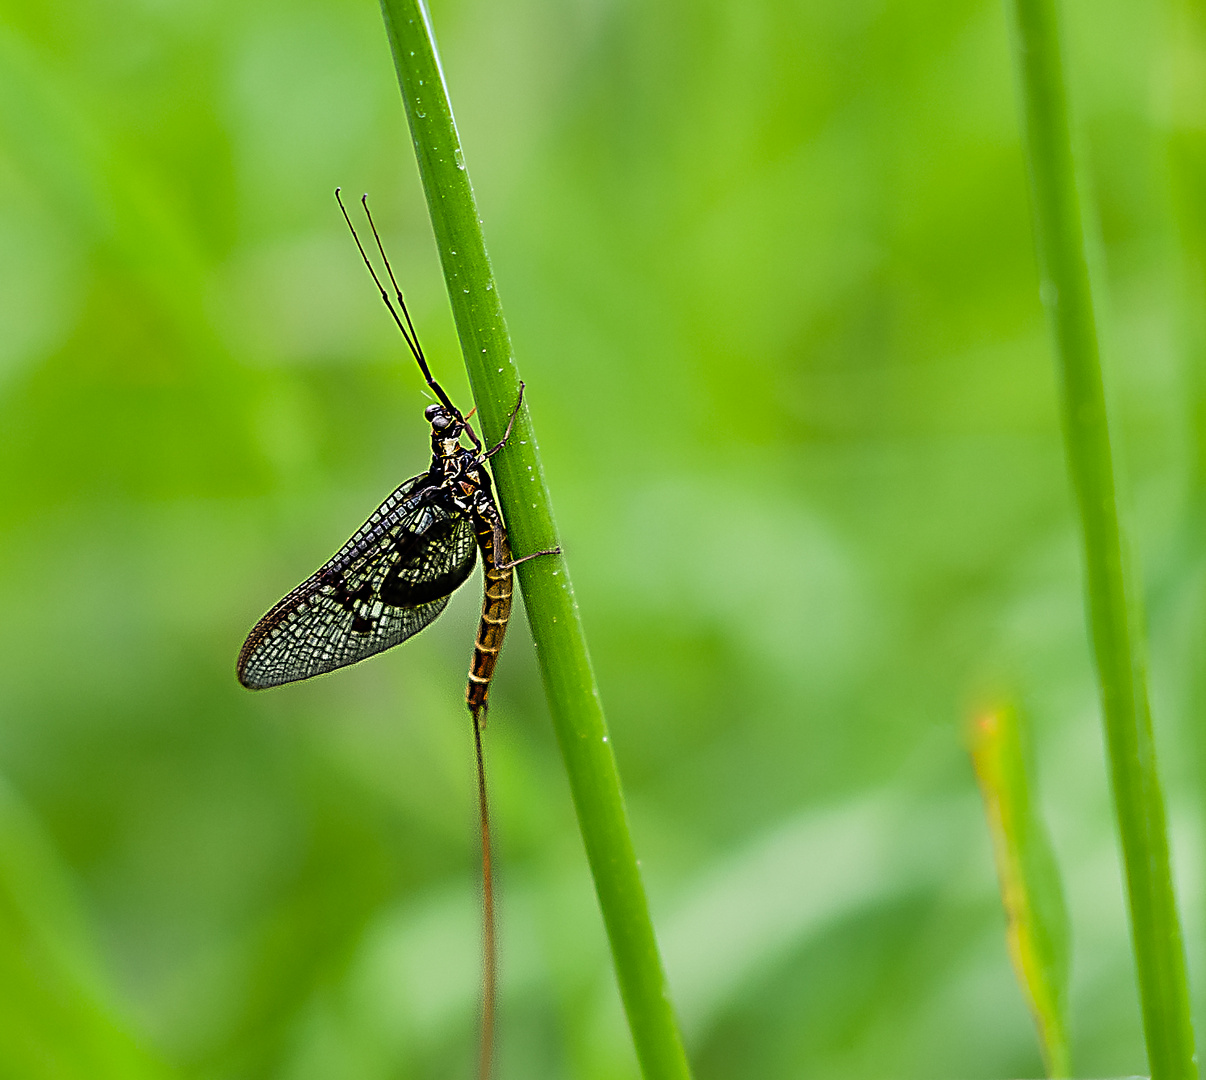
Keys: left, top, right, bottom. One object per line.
{"left": 1007, "top": 0, "right": 1197, "bottom": 1075}
{"left": 375, "top": 3, "right": 693, "bottom": 1077}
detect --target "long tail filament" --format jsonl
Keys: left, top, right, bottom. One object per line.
{"left": 473, "top": 712, "right": 496, "bottom": 1080}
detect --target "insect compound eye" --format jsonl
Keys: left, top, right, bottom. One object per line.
{"left": 424, "top": 404, "right": 442, "bottom": 422}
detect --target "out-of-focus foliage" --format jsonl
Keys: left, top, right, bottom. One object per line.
{"left": 971, "top": 706, "right": 1070, "bottom": 1075}
{"left": 0, "top": 0, "right": 1204, "bottom": 1076}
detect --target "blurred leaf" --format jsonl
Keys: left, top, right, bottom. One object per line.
{"left": 970, "top": 705, "right": 1070, "bottom": 1076}
{"left": 0, "top": 778, "right": 175, "bottom": 1080}
{"left": 662, "top": 791, "right": 976, "bottom": 1039}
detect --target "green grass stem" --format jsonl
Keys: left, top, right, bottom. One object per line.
{"left": 375, "top": 3, "right": 693, "bottom": 1077}
{"left": 1007, "top": 0, "right": 1197, "bottom": 1075}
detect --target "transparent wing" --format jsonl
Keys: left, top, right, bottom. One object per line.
{"left": 237, "top": 474, "right": 478, "bottom": 689}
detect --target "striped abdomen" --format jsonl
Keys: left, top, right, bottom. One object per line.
{"left": 467, "top": 518, "right": 513, "bottom": 723}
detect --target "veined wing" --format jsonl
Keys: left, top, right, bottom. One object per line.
{"left": 237, "top": 474, "right": 478, "bottom": 689}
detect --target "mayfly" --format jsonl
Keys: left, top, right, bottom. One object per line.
{"left": 236, "top": 189, "right": 558, "bottom": 1079}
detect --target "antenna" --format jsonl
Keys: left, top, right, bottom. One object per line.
{"left": 334, "top": 188, "right": 458, "bottom": 415}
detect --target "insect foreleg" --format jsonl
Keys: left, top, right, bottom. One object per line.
{"left": 460, "top": 415, "right": 483, "bottom": 454}
{"left": 483, "top": 381, "right": 526, "bottom": 459}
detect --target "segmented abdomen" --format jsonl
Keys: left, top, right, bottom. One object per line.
{"left": 467, "top": 520, "right": 512, "bottom": 722}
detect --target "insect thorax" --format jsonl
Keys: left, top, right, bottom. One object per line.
{"left": 428, "top": 432, "right": 492, "bottom": 515}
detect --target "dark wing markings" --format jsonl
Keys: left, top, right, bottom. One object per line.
{"left": 237, "top": 474, "right": 478, "bottom": 689}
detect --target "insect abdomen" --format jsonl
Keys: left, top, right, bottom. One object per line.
{"left": 468, "top": 521, "right": 513, "bottom": 723}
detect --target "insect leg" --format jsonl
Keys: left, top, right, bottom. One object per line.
{"left": 457, "top": 405, "right": 485, "bottom": 454}
{"left": 461, "top": 418, "right": 484, "bottom": 455}
{"left": 483, "top": 381, "right": 526, "bottom": 459}
{"left": 473, "top": 487, "right": 559, "bottom": 570}
{"left": 494, "top": 545, "right": 561, "bottom": 571}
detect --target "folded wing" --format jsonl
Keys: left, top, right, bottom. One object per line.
{"left": 237, "top": 475, "right": 477, "bottom": 689}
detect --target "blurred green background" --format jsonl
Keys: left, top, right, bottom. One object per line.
{"left": 2, "top": 0, "right": 1205, "bottom": 1076}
